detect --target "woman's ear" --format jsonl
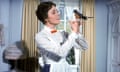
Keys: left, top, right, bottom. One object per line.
{"left": 45, "top": 19, "right": 48, "bottom": 23}
{"left": 45, "top": 19, "right": 48, "bottom": 22}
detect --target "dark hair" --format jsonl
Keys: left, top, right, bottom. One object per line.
{"left": 36, "top": 1, "right": 56, "bottom": 24}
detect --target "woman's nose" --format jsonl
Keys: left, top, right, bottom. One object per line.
{"left": 56, "top": 12, "right": 60, "bottom": 17}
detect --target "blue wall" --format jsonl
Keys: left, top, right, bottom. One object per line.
{"left": 0, "top": 0, "right": 10, "bottom": 71}
{"left": 95, "top": 0, "right": 109, "bottom": 72}
{"left": 9, "top": 0, "right": 23, "bottom": 44}
{"left": 0, "top": 0, "right": 23, "bottom": 71}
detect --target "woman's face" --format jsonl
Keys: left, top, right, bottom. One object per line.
{"left": 45, "top": 5, "right": 60, "bottom": 25}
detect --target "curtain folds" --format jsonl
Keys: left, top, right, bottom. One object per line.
{"left": 81, "top": 0, "right": 96, "bottom": 72}
{"left": 22, "top": 0, "right": 39, "bottom": 57}
{"left": 21, "top": 0, "right": 40, "bottom": 71}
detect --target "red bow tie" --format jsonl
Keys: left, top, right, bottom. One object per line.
{"left": 51, "top": 29, "right": 57, "bottom": 33}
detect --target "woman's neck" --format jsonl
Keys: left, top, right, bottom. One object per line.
{"left": 46, "top": 23, "right": 56, "bottom": 29}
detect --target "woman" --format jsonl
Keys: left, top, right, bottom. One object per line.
{"left": 35, "top": 1, "right": 88, "bottom": 72}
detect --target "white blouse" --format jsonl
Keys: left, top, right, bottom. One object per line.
{"left": 35, "top": 26, "right": 88, "bottom": 72}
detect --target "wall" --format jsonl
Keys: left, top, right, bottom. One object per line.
{"left": 0, "top": 0, "right": 23, "bottom": 71}
{"left": 95, "top": 0, "right": 109, "bottom": 72}
{"left": 0, "top": 0, "right": 10, "bottom": 71}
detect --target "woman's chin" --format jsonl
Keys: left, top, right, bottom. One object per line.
{"left": 55, "top": 22, "right": 60, "bottom": 25}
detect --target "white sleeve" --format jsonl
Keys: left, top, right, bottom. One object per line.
{"left": 73, "top": 33, "right": 88, "bottom": 51}
{"left": 35, "top": 32, "right": 78, "bottom": 58}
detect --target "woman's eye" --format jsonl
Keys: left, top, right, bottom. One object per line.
{"left": 52, "top": 11, "right": 56, "bottom": 14}
{"left": 52, "top": 10, "right": 59, "bottom": 14}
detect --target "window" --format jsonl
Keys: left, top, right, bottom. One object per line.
{"left": 54, "top": 0, "right": 81, "bottom": 32}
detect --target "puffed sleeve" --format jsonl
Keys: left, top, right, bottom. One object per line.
{"left": 73, "top": 33, "right": 88, "bottom": 51}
